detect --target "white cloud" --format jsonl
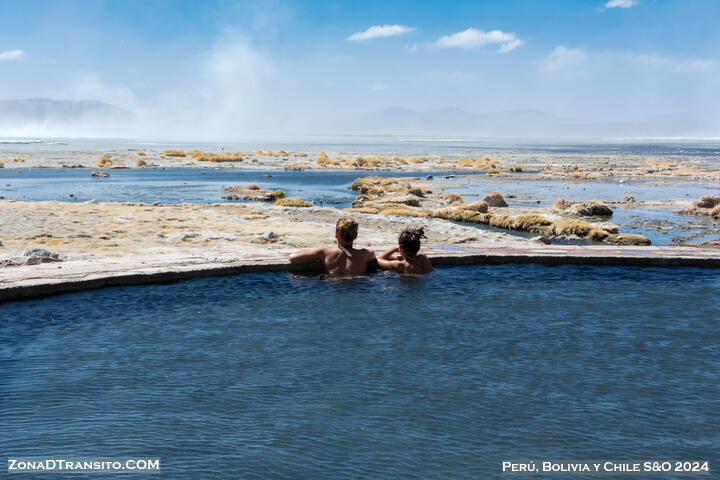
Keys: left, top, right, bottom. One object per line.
{"left": 346, "top": 25, "right": 414, "bottom": 42}
{"left": 0, "top": 49, "right": 24, "bottom": 60}
{"left": 605, "top": 0, "right": 638, "bottom": 8}
{"left": 433, "top": 28, "right": 524, "bottom": 53}
{"left": 539, "top": 46, "right": 588, "bottom": 72}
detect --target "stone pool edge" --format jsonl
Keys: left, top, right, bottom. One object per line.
{"left": 1, "top": 244, "right": 719, "bottom": 303}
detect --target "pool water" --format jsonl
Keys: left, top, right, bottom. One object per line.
{"left": 2, "top": 265, "right": 718, "bottom": 478}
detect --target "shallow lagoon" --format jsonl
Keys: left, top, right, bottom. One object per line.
{"left": 1, "top": 168, "right": 717, "bottom": 245}
{"left": 2, "top": 265, "right": 718, "bottom": 478}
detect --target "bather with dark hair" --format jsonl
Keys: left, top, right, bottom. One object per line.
{"left": 376, "top": 227, "right": 433, "bottom": 274}
{"left": 288, "top": 216, "right": 376, "bottom": 275}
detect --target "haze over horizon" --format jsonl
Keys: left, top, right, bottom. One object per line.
{"left": 0, "top": 0, "right": 718, "bottom": 139}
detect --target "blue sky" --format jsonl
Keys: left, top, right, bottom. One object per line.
{"left": 1, "top": 0, "right": 718, "bottom": 136}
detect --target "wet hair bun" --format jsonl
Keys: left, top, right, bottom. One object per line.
{"left": 399, "top": 226, "right": 425, "bottom": 254}
{"left": 408, "top": 227, "right": 425, "bottom": 241}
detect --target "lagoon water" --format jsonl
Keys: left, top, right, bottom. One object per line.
{"left": 1, "top": 167, "right": 717, "bottom": 245}
{"left": 2, "top": 265, "right": 718, "bottom": 478}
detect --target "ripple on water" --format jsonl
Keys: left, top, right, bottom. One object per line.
{"left": 1, "top": 264, "right": 719, "bottom": 479}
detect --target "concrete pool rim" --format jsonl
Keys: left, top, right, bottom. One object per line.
{"left": 1, "top": 244, "right": 719, "bottom": 303}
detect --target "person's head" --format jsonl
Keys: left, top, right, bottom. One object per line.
{"left": 398, "top": 227, "right": 425, "bottom": 255}
{"left": 335, "top": 216, "right": 359, "bottom": 247}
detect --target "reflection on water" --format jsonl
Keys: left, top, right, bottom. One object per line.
{"left": 2, "top": 265, "right": 719, "bottom": 479}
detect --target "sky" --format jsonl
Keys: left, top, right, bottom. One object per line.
{"left": 0, "top": 0, "right": 719, "bottom": 138}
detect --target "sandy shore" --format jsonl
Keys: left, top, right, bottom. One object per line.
{"left": 0, "top": 199, "right": 531, "bottom": 263}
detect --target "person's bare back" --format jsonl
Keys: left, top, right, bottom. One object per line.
{"left": 288, "top": 217, "right": 376, "bottom": 275}
{"left": 319, "top": 245, "right": 375, "bottom": 275}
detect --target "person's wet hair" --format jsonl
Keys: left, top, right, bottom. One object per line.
{"left": 399, "top": 227, "right": 425, "bottom": 255}
{"left": 336, "top": 216, "right": 359, "bottom": 246}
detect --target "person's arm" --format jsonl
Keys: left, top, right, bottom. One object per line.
{"left": 288, "top": 247, "right": 327, "bottom": 265}
{"left": 376, "top": 247, "right": 403, "bottom": 271}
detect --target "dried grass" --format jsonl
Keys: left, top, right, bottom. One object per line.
{"left": 554, "top": 198, "right": 573, "bottom": 210}
{"left": 136, "top": 151, "right": 146, "bottom": 156}
{"left": 456, "top": 156, "right": 497, "bottom": 169}
{"left": 552, "top": 219, "right": 596, "bottom": 237}
{"left": 136, "top": 158, "right": 147, "bottom": 167}
{"left": 13, "top": 156, "right": 24, "bottom": 162}
{"left": 481, "top": 192, "right": 508, "bottom": 207}
{"left": 379, "top": 208, "right": 430, "bottom": 218}
{"left": 97, "top": 155, "right": 113, "bottom": 167}
{"left": 317, "top": 151, "right": 340, "bottom": 166}
{"left": 433, "top": 208, "right": 492, "bottom": 224}
{"left": 696, "top": 195, "right": 720, "bottom": 209}
{"left": 711, "top": 204, "right": 720, "bottom": 219}
{"left": 463, "top": 201, "right": 489, "bottom": 213}
{"left": 162, "top": 149, "right": 187, "bottom": 157}
{"left": 189, "top": 151, "right": 244, "bottom": 162}
{"left": 275, "top": 197, "right": 313, "bottom": 207}
{"left": 441, "top": 193, "right": 463, "bottom": 204}
{"left": 605, "top": 233, "right": 652, "bottom": 246}
{"left": 343, "top": 207, "right": 379, "bottom": 214}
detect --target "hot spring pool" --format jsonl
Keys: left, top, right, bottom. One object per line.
{"left": 1, "top": 265, "right": 718, "bottom": 478}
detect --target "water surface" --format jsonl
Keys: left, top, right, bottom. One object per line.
{"left": 2, "top": 265, "right": 718, "bottom": 478}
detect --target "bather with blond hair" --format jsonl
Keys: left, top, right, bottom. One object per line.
{"left": 288, "top": 216, "right": 376, "bottom": 274}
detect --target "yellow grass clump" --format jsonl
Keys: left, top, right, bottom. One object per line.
{"left": 511, "top": 165, "right": 524, "bottom": 173}
{"left": 605, "top": 233, "right": 652, "bottom": 246}
{"left": 317, "top": 151, "right": 340, "bottom": 166}
{"left": 293, "top": 152, "right": 308, "bottom": 157}
{"left": 136, "top": 150, "right": 146, "bottom": 156}
{"left": 696, "top": 195, "right": 720, "bottom": 209}
{"left": 162, "top": 149, "right": 187, "bottom": 157}
{"left": 351, "top": 177, "right": 399, "bottom": 194}
{"left": 97, "top": 155, "right": 113, "bottom": 167}
{"left": 136, "top": 158, "right": 147, "bottom": 167}
{"left": 463, "top": 201, "right": 489, "bottom": 213}
{"left": 275, "top": 197, "right": 313, "bottom": 207}
{"left": 588, "top": 228, "right": 610, "bottom": 241}
{"left": 433, "top": 208, "right": 491, "bottom": 224}
{"left": 188, "top": 151, "right": 244, "bottom": 162}
{"left": 554, "top": 198, "right": 573, "bottom": 210}
{"left": 379, "top": 208, "right": 430, "bottom": 218}
{"left": 552, "top": 219, "right": 596, "bottom": 237}
{"left": 510, "top": 214, "right": 553, "bottom": 231}
{"left": 13, "top": 156, "right": 24, "bottom": 162}
{"left": 710, "top": 204, "right": 720, "bottom": 219}
{"left": 343, "top": 207, "right": 379, "bottom": 214}
{"left": 441, "top": 193, "right": 463, "bottom": 204}
{"left": 248, "top": 184, "right": 261, "bottom": 190}
{"left": 0, "top": 161, "right": 4, "bottom": 168}
{"left": 481, "top": 192, "right": 508, "bottom": 207}
{"left": 456, "top": 156, "right": 497, "bottom": 169}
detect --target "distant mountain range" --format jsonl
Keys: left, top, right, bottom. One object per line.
{"left": 0, "top": 98, "right": 135, "bottom": 136}
{"left": 0, "top": 98, "right": 712, "bottom": 138}
{"left": 330, "top": 106, "right": 712, "bottom": 138}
